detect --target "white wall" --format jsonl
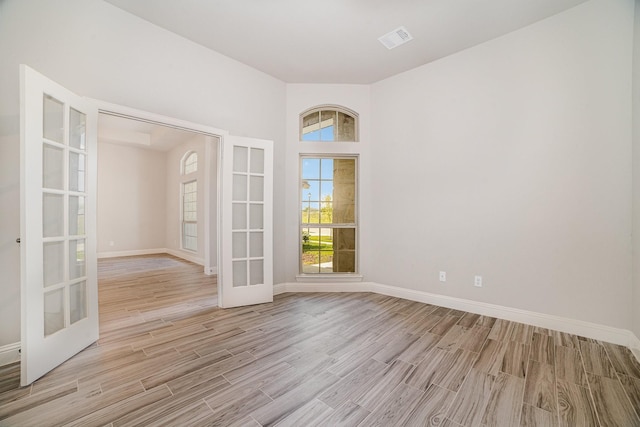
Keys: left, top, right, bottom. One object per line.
{"left": 165, "top": 135, "right": 207, "bottom": 263}
{"left": 284, "top": 85, "right": 371, "bottom": 281}
{"left": 0, "top": 0, "right": 286, "bottom": 348}
{"left": 97, "top": 142, "right": 167, "bottom": 255}
{"left": 633, "top": 0, "right": 640, "bottom": 339}
{"left": 370, "top": 0, "right": 634, "bottom": 329}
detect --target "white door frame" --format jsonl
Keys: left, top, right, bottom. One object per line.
{"left": 90, "top": 99, "right": 228, "bottom": 278}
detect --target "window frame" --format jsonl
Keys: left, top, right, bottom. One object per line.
{"left": 299, "top": 105, "right": 359, "bottom": 142}
{"left": 298, "top": 154, "right": 359, "bottom": 276}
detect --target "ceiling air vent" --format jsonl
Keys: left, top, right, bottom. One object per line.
{"left": 378, "top": 26, "right": 413, "bottom": 50}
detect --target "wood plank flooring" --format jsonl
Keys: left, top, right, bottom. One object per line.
{"left": 1, "top": 254, "right": 640, "bottom": 426}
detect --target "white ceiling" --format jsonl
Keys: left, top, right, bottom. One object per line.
{"left": 98, "top": 113, "right": 199, "bottom": 151}
{"left": 104, "top": 0, "right": 588, "bottom": 84}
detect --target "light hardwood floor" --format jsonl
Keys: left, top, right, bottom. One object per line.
{"left": 1, "top": 254, "right": 639, "bottom": 426}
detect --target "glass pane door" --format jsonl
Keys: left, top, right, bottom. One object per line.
{"left": 219, "top": 135, "right": 273, "bottom": 308}
{"left": 21, "top": 65, "right": 98, "bottom": 386}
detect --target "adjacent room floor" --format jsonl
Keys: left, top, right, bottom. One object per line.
{"left": 0, "top": 254, "right": 639, "bottom": 426}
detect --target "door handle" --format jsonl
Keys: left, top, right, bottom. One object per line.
{"left": 16, "top": 238, "right": 20, "bottom": 244}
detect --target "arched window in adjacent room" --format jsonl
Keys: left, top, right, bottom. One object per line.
{"left": 181, "top": 151, "right": 198, "bottom": 252}
{"left": 300, "top": 105, "right": 358, "bottom": 142}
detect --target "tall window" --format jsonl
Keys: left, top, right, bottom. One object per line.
{"left": 181, "top": 151, "right": 198, "bottom": 252}
{"left": 300, "top": 156, "right": 357, "bottom": 274}
{"left": 300, "top": 106, "right": 358, "bottom": 142}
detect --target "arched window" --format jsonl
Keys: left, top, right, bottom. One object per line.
{"left": 300, "top": 105, "right": 358, "bottom": 142}
{"left": 182, "top": 151, "right": 198, "bottom": 175}
{"left": 298, "top": 105, "right": 360, "bottom": 276}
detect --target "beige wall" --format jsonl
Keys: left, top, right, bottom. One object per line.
{"left": 370, "top": 0, "right": 634, "bottom": 329}
{"left": 633, "top": 0, "right": 640, "bottom": 338}
{"left": 0, "top": 0, "right": 286, "bottom": 348}
{"left": 97, "top": 142, "right": 167, "bottom": 255}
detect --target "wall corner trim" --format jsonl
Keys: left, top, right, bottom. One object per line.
{"left": 0, "top": 342, "right": 20, "bottom": 367}
{"left": 274, "top": 281, "right": 640, "bottom": 358}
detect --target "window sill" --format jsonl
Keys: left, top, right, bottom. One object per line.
{"left": 296, "top": 274, "right": 363, "bottom": 283}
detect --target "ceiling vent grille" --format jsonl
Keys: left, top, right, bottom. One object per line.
{"left": 378, "top": 26, "right": 413, "bottom": 50}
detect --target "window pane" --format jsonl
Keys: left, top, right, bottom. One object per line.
{"left": 250, "top": 232, "right": 263, "bottom": 257}
{"left": 250, "top": 176, "right": 264, "bottom": 202}
{"left": 233, "top": 232, "right": 247, "bottom": 258}
{"left": 233, "top": 203, "right": 247, "bottom": 230}
{"left": 69, "top": 239, "right": 86, "bottom": 280}
{"left": 43, "top": 193, "right": 64, "bottom": 238}
{"left": 43, "top": 241, "right": 64, "bottom": 287}
{"left": 249, "top": 204, "right": 263, "bottom": 229}
{"left": 250, "top": 148, "right": 264, "bottom": 174}
{"left": 184, "top": 152, "right": 198, "bottom": 174}
{"left": 320, "top": 111, "right": 336, "bottom": 141}
{"left": 69, "top": 108, "right": 86, "bottom": 149}
{"left": 337, "top": 112, "right": 356, "bottom": 142}
{"left": 43, "top": 144, "right": 64, "bottom": 190}
{"left": 233, "top": 260, "right": 247, "bottom": 287}
{"left": 69, "top": 152, "right": 85, "bottom": 192}
{"left": 300, "top": 156, "right": 357, "bottom": 274}
{"left": 320, "top": 158, "right": 334, "bottom": 179}
{"left": 44, "top": 288, "right": 64, "bottom": 336}
{"left": 250, "top": 260, "right": 264, "bottom": 286}
{"left": 69, "top": 196, "right": 85, "bottom": 235}
{"left": 302, "top": 158, "right": 320, "bottom": 179}
{"left": 43, "top": 94, "right": 64, "bottom": 143}
{"left": 301, "top": 112, "right": 320, "bottom": 140}
{"left": 70, "top": 281, "right": 87, "bottom": 324}
{"left": 233, "top": 146, "right": 248, "bottom": 173}
{"left": 233, "top": 174, "right": 247, "bottom": 201}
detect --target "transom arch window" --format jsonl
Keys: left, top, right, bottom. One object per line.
{"left": 182, "top": 151, "right": 198, "bottom": 175}
{"left": 300, "top": 105, "right": 358, "bottom": 142}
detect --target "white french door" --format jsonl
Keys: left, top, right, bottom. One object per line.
{"left": 20, "top": 65, "right": 98, "bottom": 386}
{"left": 219, "top": 136, "right": 273, "bottom": 308}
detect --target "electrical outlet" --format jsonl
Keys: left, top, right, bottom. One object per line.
{"left": 439, "top": 271, "right": 446, "bottom": 282}
{"left": 474, "top": 275, "right": 482, "bottom": 287}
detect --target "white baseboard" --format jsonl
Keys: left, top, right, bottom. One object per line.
{"left": 275, "top": 281, "right": 640, "bottom": 357}
{"left": 164, "top": 249, "right": 204, "bottom": 266}
{"left": 0, "top": 342, "right": 20, "bottom": 367}
{"left": 97, "top": 248, "right": 166, "bottom": 259}
{"left": 98, "top": 248, "right": 207, "bottom": 268}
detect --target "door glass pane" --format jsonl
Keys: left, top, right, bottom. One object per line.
{"left": 43, "top": 144, "right": 64, "bottom": 190}
{"left": 233, "top": 260, "right": 247, "bottom": 287}
{"left": 43, "top": 241, "right": 64, "bottom": 287}
{"left": 43, "top": 193, "right": 64, "bottom": 237}
{"left": 69, "top": 239, "right": 86, "bottom": 280}
{"left": 70, "top": 281, "right": 87, "bottom": 324}
{"left": 233, "top": 146, "right": 248, "bottom": 173}
{"left": 232, "top": 203, "right": 247, "bottom": 230}
{"left": 69, "top": 195, "right": 85, "bottom": 235}
{"left": 250, "top": 232, "right": 263, "bottom": 257}
{"left": 249, "top": 204, "right": 263, "bottom": 229}
{"left": 232, "top": 232, "right": 247, "bottom": 258}
{"left": 250, "top": 148, "right": 264, "bottom": 174}
{"left": 69, "top": 108, "right": 86, "bottom": 149}
{"left": 44, "top": 288, "right": 65, "bottom": 336}
{"left": 233, "top": 174, "right": 247, "bottom": 201}
{"left": 250, "top": 176, "right": 264, "bottom": 202}
{"left": 250, "top": 260, "right": 264, "bottom": 286}
{"left": 69, "top": 152, "right": 85, "bottom": 192}
{"left": 43, "top": 94, "right": 64, "bottom": 143}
